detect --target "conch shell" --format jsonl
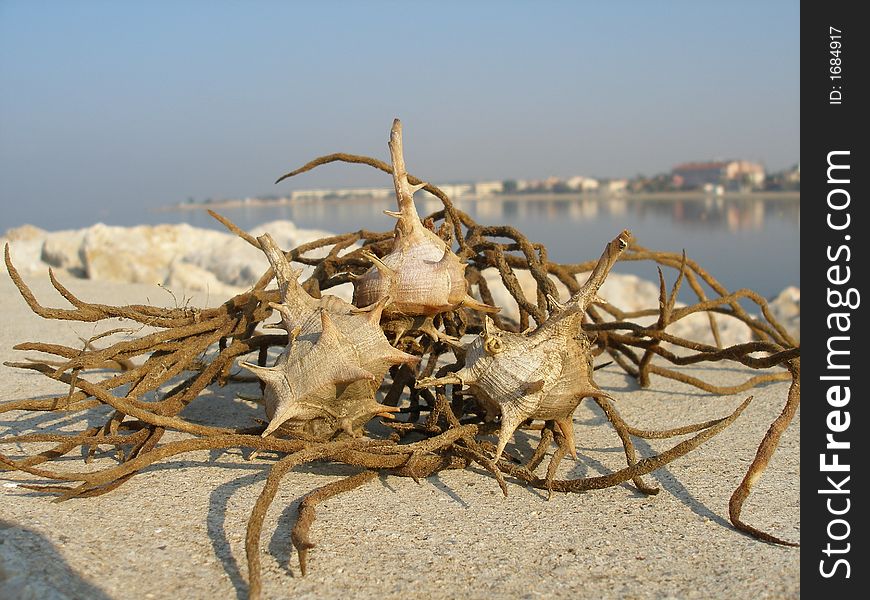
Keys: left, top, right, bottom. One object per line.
{"left": 417, "top": 230, "right": 632, "bottom": 461}
{"left": 352, "top": 119, "right": 498, "bottom": 317}
{"left": 241, "top": 233, "right": 419, "bottom": 439}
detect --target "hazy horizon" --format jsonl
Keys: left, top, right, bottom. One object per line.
{"left": 1, "top": 1, "right": 799, "bottom": 231}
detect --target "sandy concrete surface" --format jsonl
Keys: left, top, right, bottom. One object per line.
{"left": 0, "top": 274, "right": 799, "bottom": 599}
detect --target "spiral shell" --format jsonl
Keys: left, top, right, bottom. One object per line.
{"left": 241, "top": 233, "right": 419, "bottom": 439}
{"left": 352, "top": 119, "right": 497, "bottom": 317}
{"left": 417, "top": 230, "right": 632, "bottom": 460}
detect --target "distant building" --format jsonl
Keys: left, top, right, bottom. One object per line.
{"left": 513, "top": 179, "right": 530, "bottom": 192}
{"left": 601, "top": 179, "right": 628, "bottom": 194}
{"left": 784, "top": 164, "right": 800, "bottom": 184}
{"left": 565, "top": 176, "right": 599, "bottom": 192}
{"left": 436, "top": 183, "right": 474, "bottom": 198}
{"left": 671, "top": 160, "right": 765, "bottom": 190}
{"left": 290, "top": 189, "right": 329, "bottom": 201}
{"left": 291, "top": 187, "right": 391, "bottom": 201}
{"left": 474, "top": 181, "right": 504, "bottom": 196}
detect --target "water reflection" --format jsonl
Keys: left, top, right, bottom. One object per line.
{"left": 449, "top": 194, "right": 800, "bottom": 233}
{"left": 276, "top": 194, "right": 777, "bottom": 229}
{"left": 162, "top": 193, "right": 800, "bottom": 298}
{"left": 176, "top": 194, "right": 801, "bottom": 237}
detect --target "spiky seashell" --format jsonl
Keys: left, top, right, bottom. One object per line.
{"left": 241, "top": 233, "right": 419, "bottom": 439}
{"left": 352, "top": 119, "right": 498, "bottom": 317}
{"left": 417, "top": 230, "right": 632, "bottom": 461}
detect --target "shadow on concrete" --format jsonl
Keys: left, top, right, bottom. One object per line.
{"left": 207, "top": 469, "right": 262, "bottom": 600}
{"left": 580, "top": 400, "right": 733, "bottom": 528}
{"left": 0, "top": 519, "right": 113, "bottom": 600}
{"left": 205, "top": 459, "right": 370, "bottom": 599}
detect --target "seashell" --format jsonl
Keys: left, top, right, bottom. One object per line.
{"left": 352, "top": 119, "right": 498, "bottom": 317}
{"left": 241, "top": 233, "right": 419, "bottom": 439}
{"left": 417, "top": 230, "right": 632, "bottom": 461}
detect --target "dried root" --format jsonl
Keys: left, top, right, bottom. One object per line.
{"left": 1, "top": 123, "right": 799, "bottom": 595}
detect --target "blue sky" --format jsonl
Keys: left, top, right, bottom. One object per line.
{"left": 0, "top": 1, "right": 799, "bottom": 229}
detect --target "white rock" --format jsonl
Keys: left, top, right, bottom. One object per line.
{"left": 176, "top": 220, "right": 339, "bottom": 288}
{"left": 1, "top": 225, "right": 48, "bottom": 275}
{"left": 249, "top": 220, "right": 336, "bottom": 254}
{"left": 2, "top": 239, "right": 47, "bottom": 275}
{"left": 768, "top": 286, "right": 800, "bottom": 341}
{"left": 174, "top": 230, "right": 263, "bottom": 287}
{"left": 479, "top": 268, "right": 660, "bottom": 325}
{"left": 478, "top": 267, "right": 768, "bottom": 347}
{"left": 67, "top": 219, "right": 351, "bottom": 302}
{"left": 81, "top": 223, "right": 180, "bottom": 284}
{"left": 164, "top": 258, "right": 246, "bottom": 302}
{"left": 666, "top": 311, "right": 754, "bottom": 347}
{"left": 3, "top": 224, "right": 47, "bottom": 241}
{"left": 41, "top": 228, "right": 87, "bottom": 274}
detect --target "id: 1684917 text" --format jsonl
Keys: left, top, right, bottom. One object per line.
{"left": 829, "top": 27, "right": 843, "bottom": 105}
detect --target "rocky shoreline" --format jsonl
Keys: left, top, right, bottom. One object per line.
{"left": 2, "top": 221, "right": 799, "bottom": 344}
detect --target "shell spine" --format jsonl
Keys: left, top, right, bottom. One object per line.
{"left": 352, "top": 119, "right": 497, "bottom": 317}
{"left": 417, "top": 230, "right": 632, "bottom": 460}
{"left": 241, "top": 233, "right": 419, "bottom": 439}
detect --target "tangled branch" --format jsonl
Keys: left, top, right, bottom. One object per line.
{"left": 2, "top": 149, "right": 799, "bottom": 598}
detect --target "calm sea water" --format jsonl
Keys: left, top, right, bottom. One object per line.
{"left": 162, "top": 193, "right": 800, "bottom": 299}
{"left": 4, "top": 193, "right": 799, "bottom": 299}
